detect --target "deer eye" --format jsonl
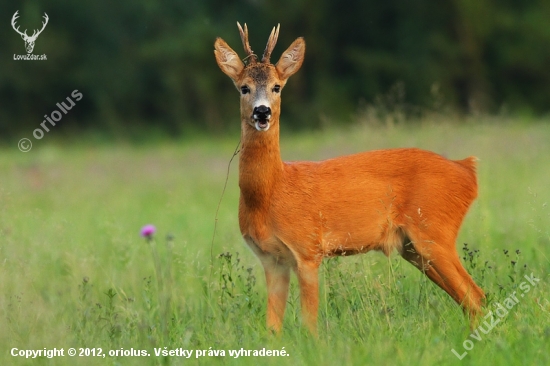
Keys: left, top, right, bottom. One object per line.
{"left": 272, "top": 85, "right": 281, "bottom": 93}
{"left": 240, "top": 85, "right": 250, "bottom": 95}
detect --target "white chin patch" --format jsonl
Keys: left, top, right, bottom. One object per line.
{"left": 254, "top": 120, "right": 270, "bottom": 131}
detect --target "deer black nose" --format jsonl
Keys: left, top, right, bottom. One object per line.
{"left": 253, "top": 105, "right": 271, "bottom": 120}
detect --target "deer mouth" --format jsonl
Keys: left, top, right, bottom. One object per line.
{"left": 254, "top": 118, "right": 270, "bottom": 131}
{"left": 252, "top": 105, "right": 271, "bottom": 131}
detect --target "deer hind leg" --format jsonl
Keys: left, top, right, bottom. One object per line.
{"left": 262, "top": 257, "right": 291, "bottom": 333}
{"left": 400, "top": 234, "right": 485, "bottom": 321}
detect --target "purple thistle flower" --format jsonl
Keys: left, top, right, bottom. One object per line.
{"left": 140, "top": 224, "right": 156, "bottom": 238}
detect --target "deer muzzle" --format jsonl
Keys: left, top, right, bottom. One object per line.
{"left": 252, "top": 105, "right": 271, "bottom": 131}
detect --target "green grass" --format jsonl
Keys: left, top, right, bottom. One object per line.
{"left": 1, "top": 119, "right": 549, "bottom": 365}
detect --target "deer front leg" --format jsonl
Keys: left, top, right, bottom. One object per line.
{"left": 263, "top": 259, "right": 290, "bottom": 333}
{"left": 295, "top": 260, "right": 320, "bottom": 334}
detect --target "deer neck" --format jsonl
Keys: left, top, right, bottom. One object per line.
{"left": 239, "top": 121, "right": 283, "bottom": 210}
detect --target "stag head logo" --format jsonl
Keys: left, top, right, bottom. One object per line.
{"left": 12, "top": 10, "right": 49, "bottom": 54}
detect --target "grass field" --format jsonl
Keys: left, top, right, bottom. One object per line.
{"left": 1, "top": 119, "right": 549, "bottom": 365}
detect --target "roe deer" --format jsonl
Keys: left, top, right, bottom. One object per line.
{"left": 214, "top": 23, "right": 484, "bottom": 333}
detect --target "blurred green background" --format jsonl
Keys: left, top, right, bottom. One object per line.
{"left": 2, "top": 0, "right": 550, "bottom": 141}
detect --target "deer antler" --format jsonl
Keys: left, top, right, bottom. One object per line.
{"left": 11, "top": 11, "right": 48, "bottom": 40}
{"left": 31, "top": 13, "right": 49, "bottom": 39}
{"left": 11, "top": 11, "right": 28, "bottom": 37}
{"left": 261, "top": 24, "right": 280, "bottom": 63}
{"left": 237, "top": 22, "right": 257, "bottom": 64}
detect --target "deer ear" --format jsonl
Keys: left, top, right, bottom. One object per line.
{"left": 214, "top": 38, "right": 244, "bottom": 82}
{"left": 276, "top": 37, "right": 305, "bottom": 81}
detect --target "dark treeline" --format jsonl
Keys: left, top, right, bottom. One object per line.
{"left": 2, "top": 0, "right": 550, "bottom": 139}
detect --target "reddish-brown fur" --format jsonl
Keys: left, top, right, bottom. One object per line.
{"left": 214, "top": 23, "right": 484, "bottom": 333}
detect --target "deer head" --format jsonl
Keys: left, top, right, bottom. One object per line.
{"left": 12, "top": 11, "right": 49, "bottom": 54}
{"left": 214, "top": 23, "right": 305, "bottom": 132}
